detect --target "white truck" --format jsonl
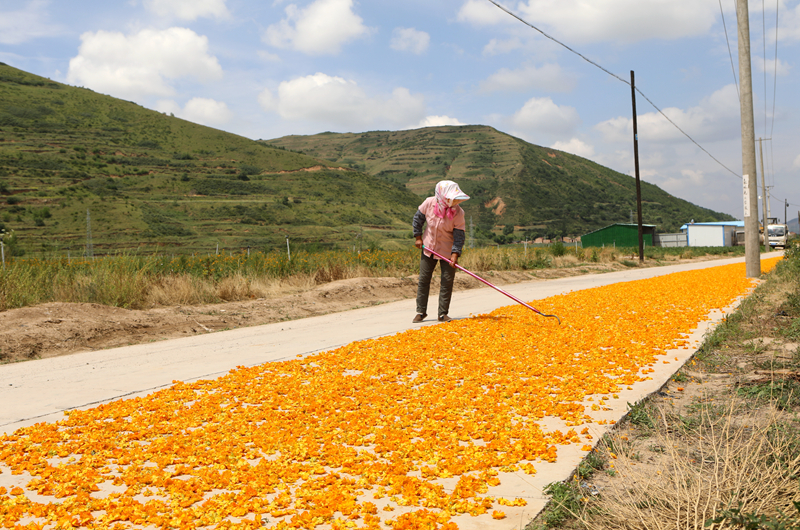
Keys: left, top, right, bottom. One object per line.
{"left": 767, "top": 223, "right": 789, "bottom": 249}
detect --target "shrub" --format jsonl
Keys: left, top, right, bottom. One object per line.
{"left": 550, "top": 241, "right": 567, "bottom": 257}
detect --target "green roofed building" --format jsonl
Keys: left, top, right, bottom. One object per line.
{"left": 581, "top": 223, "right": 657, "bottom": 248}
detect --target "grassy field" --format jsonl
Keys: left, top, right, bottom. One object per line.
{"left": 0, "top": 244, "right": 747, "bottom": 311}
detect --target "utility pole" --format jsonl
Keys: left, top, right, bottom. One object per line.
{"left": 630, "top": 71, "right": 644, "bottom": 263}
{"left": 758, "top": 138, "right": 770, "bottom": 253}
{"left": 469, "top": 216, "right": 474, "bottom": 249}
{"left": 737, "top": 0, "right": 760, "bottom": 277}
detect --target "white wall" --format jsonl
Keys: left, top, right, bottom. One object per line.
{"left": 687, "top": 225, "right": 728, "bottom": 247}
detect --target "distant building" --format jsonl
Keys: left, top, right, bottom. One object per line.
{"left": 680, "top": 221, "right": 744, "bottom": 247}
{"left": 581, "top": 223, "right": 656, "bottom": 248}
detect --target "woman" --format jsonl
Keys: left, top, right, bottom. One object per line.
{"left": 412, "top": 180, "right": 469, "bottom": 323}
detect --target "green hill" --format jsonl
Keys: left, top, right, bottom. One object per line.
{"left": 0, "top": 64, "right": 422, "bottom": 256}
{"left": 265, "top": 127, "right": 735, "bottom": 240}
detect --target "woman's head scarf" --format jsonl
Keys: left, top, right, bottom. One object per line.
{"left": 434, "top": 180, "right": 470, "bottom": 219}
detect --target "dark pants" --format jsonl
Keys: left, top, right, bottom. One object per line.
{"left": 416, "top": 251, "right": 456, "bottom": 318}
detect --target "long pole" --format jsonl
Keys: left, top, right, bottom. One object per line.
{"left": 758, "top": 138, "right": 770, "bottom": 252}
{"left": 737, "top": 0, "right": 761, "bottom": 277}
{"left": 631, "top": 70, "right": 644, "bottom": 263}
{"left": 422, "top": 245, "right": 560, "bottom": 323}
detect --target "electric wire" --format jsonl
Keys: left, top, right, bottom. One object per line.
{"left": 762, "top": 0, "right": 768, "bottom": 139}
{"left": 720, "top": 0, "right": 740, "bottom": 99}
{"left": 485, "top": 0, "right": 742, "bottom": 180}
{"left": 770, "top": 0, "right": 779, "bottom": 139}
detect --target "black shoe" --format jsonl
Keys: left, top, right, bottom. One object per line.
{"left": 438, "top": 315, "right": 452, "bottom": 322}
{"left": 412, "top": 313, "right": 427, "bottom": 323}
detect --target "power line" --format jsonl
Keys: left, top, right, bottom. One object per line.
{"left": 485, "top": 0, "right": 742, "bottom": 180}
{"left": 720, "top": 0, "right": 740, "bottom": 99}
{"left": 770, "top": 0, "right": 779, "bottom": 139}
{"left": 762, "top": 0, "right": 768, "bottom": 139}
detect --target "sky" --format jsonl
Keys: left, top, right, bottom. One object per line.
{"left": 1, "top": 0, "right": 799, "bottom": 222}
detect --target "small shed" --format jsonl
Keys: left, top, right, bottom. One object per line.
{"left": 581, "top": 223, "right": 656, "bottom": 248}
{"left": 680, "top": 221, "right": 744, "bottom": 247}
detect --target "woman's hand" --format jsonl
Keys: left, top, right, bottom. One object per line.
{"left": 450, "top": 253, "right": 459, "bottom": 269}
{"left": 415, "top": 237, "right": 423, "bottom": 250}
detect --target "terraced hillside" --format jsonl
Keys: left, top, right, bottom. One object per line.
{"left": 266, "top": 127, "right": 736, "bottom": 239}
{"left": 0, "top": 64, "right": 421, "bottom": 256}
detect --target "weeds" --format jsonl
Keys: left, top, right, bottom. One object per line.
{"left": 737, "top": 380, "right": 800, "bottom": 411}
{"left": 579, "top": 402, "right": 800, "bottom": 530}
{"left": 538, "top": 479, "right": 585, "bottom": 528}
{"left": 625, "top": 400, "right": 655, "bottom": 430}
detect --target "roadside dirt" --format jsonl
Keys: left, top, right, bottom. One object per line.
{"left": 0, "top": 256, "right": 729, "bottom": 364}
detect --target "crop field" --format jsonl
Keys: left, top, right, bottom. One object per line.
{"left": 0, "top": 256, "right": 781, "bottom": 529}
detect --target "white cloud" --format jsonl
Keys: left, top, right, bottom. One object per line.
{"left": 657, "top": 169, "right": 707, "bottom": 194}
{"left": 457, "top": 0, "right": 515, "bottom": 26}
{"left": 794, "top": 154, "right": 800, "bottom": 168}
{"left": 258, "top": 50, "right": 281, "bottom": 62}
{"left": 143, "top": 0, "right": 229, "bottom": 20}
{"left": 482, "top": 37, "right": 523, "bottom": 56}
{"left": 551, "top": 138, "right": 595, "bottom": 158}
{"left": 480, "top": 63, "right": 575, "bottom": 93}
{"left": 511, "top": 97, "right": 580, "bottom": 136}
{"left": 459, "top": 0, "right": 718, "bottom": 44}
{"left": 157, "top": 97, "right": 233, "bottom": 126}
{"left": 185, "top": 98, "right": 233, "bottom": 126}
{"left": 67, "top": 28, "right": 223, "bottom": 100}
{"left": 755, "top": 56, "right": 791, "bottom": 76}
{"left": 415, "top": 116, "right": 466, "bottom": 128}
{"left": 258, "top": 73, "right": 426, "bottom": 129}
{"left": 390, "top": 27, "right": 430, "bottom": 55}
{"left": 520, "top": 0, "right": 718, "bottom": 43}
{"left": 264, "top": 0, "right": 370, "bottom": 55}
{"left": 596, "top": 84, "right": 740, "bottom": 144}
{"left": 778, "top": 2, "right": 800, "bottom": 41}
{"left": 0, "top": 0, "right": 62, "bottom": 45}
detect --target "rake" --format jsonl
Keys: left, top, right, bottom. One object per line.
{"left": 423, "top": 245, "right": 561, "bottom": 324}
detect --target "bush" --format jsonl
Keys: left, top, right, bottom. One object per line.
{"left": 550, "top": 241, "right": 567, "bottom": 257}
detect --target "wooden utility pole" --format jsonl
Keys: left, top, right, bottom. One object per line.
{"left": 630, "top": 71, "right": 644, "bottom": 263}
{"left": 737, "top": 0, "right": 761, "bottom": 277}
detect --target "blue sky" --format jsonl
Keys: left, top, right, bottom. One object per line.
{"left": 2, "top": 0, "right": 799, "bottom": 221}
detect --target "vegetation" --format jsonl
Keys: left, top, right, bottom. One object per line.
{"left": 0, "top": 64, "right": 420, "bottom": 256}
{"left": 0, "top": 244, "right": 746, "bottom": 312}
{"left": 0, "top": 62, "right": 736, "bottom": 257}
{"left": 265, "top": 127, "right": 736, "bottom": 238}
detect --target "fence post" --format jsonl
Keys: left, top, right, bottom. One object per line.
{"left": 286, "top": 236, "right": 291, "bottom": 261}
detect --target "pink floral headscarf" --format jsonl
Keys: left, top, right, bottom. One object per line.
{"left": 434, "top": 180, "right": 470, "bottom": 219}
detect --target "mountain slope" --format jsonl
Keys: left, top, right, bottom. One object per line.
{"left": 0, "top": 64, "right": 421, "bottom": 255}
{"left": 265, "top": 126, "right": 735, "bottom": 237}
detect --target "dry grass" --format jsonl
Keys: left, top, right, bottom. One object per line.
{"left": 552, "top": 255, "right": 580, "bottom": 267}
{"left": 578, "top": 401, "right": 800, "bottom": 530}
